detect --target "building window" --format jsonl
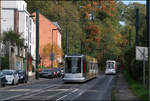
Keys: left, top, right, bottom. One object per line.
{"left": 30, "top": 46, "right": 31, "bottom": 53}
{"left": 26, "top": 16, "right": 29, "bottom": 28}
{"left": 30, "top": 19, "right": 32, "bottom": 30}
{"left": 30, "top": 32, "right": 31, "bottom": 43}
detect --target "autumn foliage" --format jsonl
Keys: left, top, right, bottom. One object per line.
{"left": 40, "top": 43, "right": 63, "bottom": 68}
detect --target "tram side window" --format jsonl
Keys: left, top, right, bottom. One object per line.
{"left": 87, "top": 62, "right": 90, "bottom": 72}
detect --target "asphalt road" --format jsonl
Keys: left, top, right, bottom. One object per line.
{"left": 0, "top": 72, "right": 116, "bottom": 101}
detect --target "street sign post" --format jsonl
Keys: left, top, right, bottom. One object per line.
{"left": 50, "top": 53, "right": 55, "bottom": 61}
{"left": 136, "top": 46, "right": 148, "bottom": 86}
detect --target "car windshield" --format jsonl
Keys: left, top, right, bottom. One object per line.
{"left": 3, "top": 70, "right": 13, "bottom": 75}
{"left": 17, "top": 70, "right": 24, "bottom": 74}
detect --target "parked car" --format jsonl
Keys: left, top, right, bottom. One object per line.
{"left": 39, "top": 69, "right": 54, "bottom": 79}
{"left": 60, "top": 68, "right": 64, "bottom": 78}
{"left": 0, "top": 71, "right": 6, "bottom": 87}
{"left": 52, "top": 68, "right": 61, "bottom": 77}
{"left": 16, "top": 70, "right": 27, "bottom": 83}
{"left": 2, "top": 70, "right": 19, "bottom": 85}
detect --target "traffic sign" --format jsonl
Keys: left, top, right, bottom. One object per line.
{"left": 136, "top": 46, "right": 148, "bottom": 61}
{"left": 50, "top": 53, "right": 55, "bottom": 61}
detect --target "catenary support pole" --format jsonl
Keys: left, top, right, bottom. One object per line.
{"left": 35, "top": 9, "right": 39, "bottom": 79}
{"left": 146, "top": 0, "right": 150, "bottom": 100}
{"left": 136, "top": 8, "right": 139, "bottom": 46}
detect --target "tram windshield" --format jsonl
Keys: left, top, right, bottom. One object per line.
{"left": 65, "top": 57, "right": 81, "bottom": 73}
{"left": 106, "top": 62, "right": 114, "bottom": 69}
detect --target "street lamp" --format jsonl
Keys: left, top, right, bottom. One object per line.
{"left": 51, "top": 29, "right": 57, "bottom": 68}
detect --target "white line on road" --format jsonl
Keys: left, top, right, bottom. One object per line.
{"left": 1, "top": 95, "right": 21, "bottom": 101}
{"left": 1, "top": 84, "right": 60, "bottom": 101}
{"left": 56, "top": 89, "right": 79, "bottom": 101}
{"left": 56, "top": 95, "right": 68, "bottom": 101}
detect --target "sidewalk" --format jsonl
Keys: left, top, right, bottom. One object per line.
{"left": 113, "top": 72, "right": 139, "bottom": 100}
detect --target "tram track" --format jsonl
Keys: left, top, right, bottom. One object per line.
{"left": 1, "top": 73, "right": 116, "bottom": 101}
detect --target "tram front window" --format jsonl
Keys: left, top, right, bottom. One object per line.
{"left": 65, "top": 57, "right": 81, "bottom": 73}
{"left": 107, "top": 62, "right": 114, "bottom": 69}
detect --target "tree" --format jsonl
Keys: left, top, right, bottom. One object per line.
{"left": 40, "top": 43, "right": 63, "bottom": 67}
{"left": 3, "top": 31, "right": 24, "bottom": 48}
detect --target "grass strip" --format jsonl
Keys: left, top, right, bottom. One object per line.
{"left": 123, "top": 70, "right": 148, "bottom": 101}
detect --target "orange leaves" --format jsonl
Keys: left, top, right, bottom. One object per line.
{"left": 113, "top": 34, "right": 128, "bottom": 48}
{"left": 40, "top": 43, "right": 64, "bottom": 61}
{"left": 81, "top": 0, "right": 117, "bottom": 19}
{"left": 86, "top": 22, "right": 101, "bottom": 49}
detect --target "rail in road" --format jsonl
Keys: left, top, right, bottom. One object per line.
{"left": 0, "top": 73, "right": 116, "bottom": 101}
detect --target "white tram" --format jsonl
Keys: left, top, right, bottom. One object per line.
{"left": 105, "top": 60, "right": 117, "bottom": 75}
{"left": 63, "top": 54, "right": 98, "bottom": 82}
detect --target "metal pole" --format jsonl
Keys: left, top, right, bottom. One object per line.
{"left": 0, "top": 0, "right": 1, "bottom": 70}
{"left": 35, "top": 9, "right": 39, "bottom": 79}
{"left": 65, "top": 24, "right": 68, "bottom": 55}
{"left": 81, "top": 40, "right": 83, "bottom": 54}
{"left": 129, "top": 29, "right": 131, "bottom": 47}
{"left": 51, "top": 29, "right": 53, "bottom": 68}
{"left": 146, "top": 0, "right": 150, "bottom": 100}
{"left": 136, "top": 8, "right": 139, "bottom": 46}
{"left": 143, "top": 48, "right": 146, "bottom": 86}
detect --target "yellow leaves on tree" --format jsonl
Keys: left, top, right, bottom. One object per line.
{"left": 40, "top": 43, "right": 64, "bottom": 66}
{"left": 113, "top": 34, "right": 128, "bottom": 48}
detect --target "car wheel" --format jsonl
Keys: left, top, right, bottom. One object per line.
{"left": 25, "top": 80, "right": 27, "bottom": 83}
{"left": 16, "top": 80, "right": 19, "bottom": 85}
{"left": 12, "top": 80, "right": 14, "bottom": 85}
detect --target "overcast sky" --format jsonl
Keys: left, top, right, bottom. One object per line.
{"left": 121, "top": 0, "right": 146, "bottom": 5}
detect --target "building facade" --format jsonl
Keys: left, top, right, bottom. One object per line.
{"left": 1, "top": 0, "right": 36, "bottom": 75}
{"left": 33, "top": 12, "right": 62, "bottom": 68}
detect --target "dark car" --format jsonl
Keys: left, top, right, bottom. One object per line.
{"left": 0, "top": 71, "right": 6, "bottom": 87}
{"left": 52, "top": 68, "right": 61, "bottom": 77}
{"left": 39, "top": 69, "right": 54, "bottom": 79}
{"left": 16, "top": 70, "right": 27, "bottom": 83}
{"left": 60, "top": 68, "right": 64, "bottom": 78}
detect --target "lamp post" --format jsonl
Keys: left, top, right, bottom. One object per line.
{"left": 51, "top": 29, "right": 57, "bottom": 68}
{"left": 35, "top": 9, "right": 39, "bottom": 79}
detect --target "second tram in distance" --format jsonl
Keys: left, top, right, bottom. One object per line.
{"left": 63, "top": 54, "right": 99, "bottom": 82}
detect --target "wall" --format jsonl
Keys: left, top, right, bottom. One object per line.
{"left": 1, "top": 9, "right": 14, "bottom": 33}
{"left": 32, "top": 12, "right": 62, "bottom": 67}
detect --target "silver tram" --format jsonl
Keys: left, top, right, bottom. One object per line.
{"left": 63, "top": 54, "right": 99, "bottom": 82}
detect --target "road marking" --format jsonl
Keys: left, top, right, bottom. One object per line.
{"left": 7, "top": 89, "right": 31, "bottom": 92}
{"left": 56, "top": 95, "right": 68, "bottom": 101}
{"left": 1, "top": 83, "right": 60, "bottom": 101}
{"left": 47, "top": 89, "right": 68, "bottom": 91}
{"left": 56, "top": 89, "right": 79, "bottom": 101}
{"left": 1, "top": 95, "right": 21, "bottom": 101}
{"left": 0, "top": 79, "right": 48, "bottom": 90}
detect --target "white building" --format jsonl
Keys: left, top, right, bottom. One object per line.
{"left": 1, "top": 0, "right": 36, "bottom": 75}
